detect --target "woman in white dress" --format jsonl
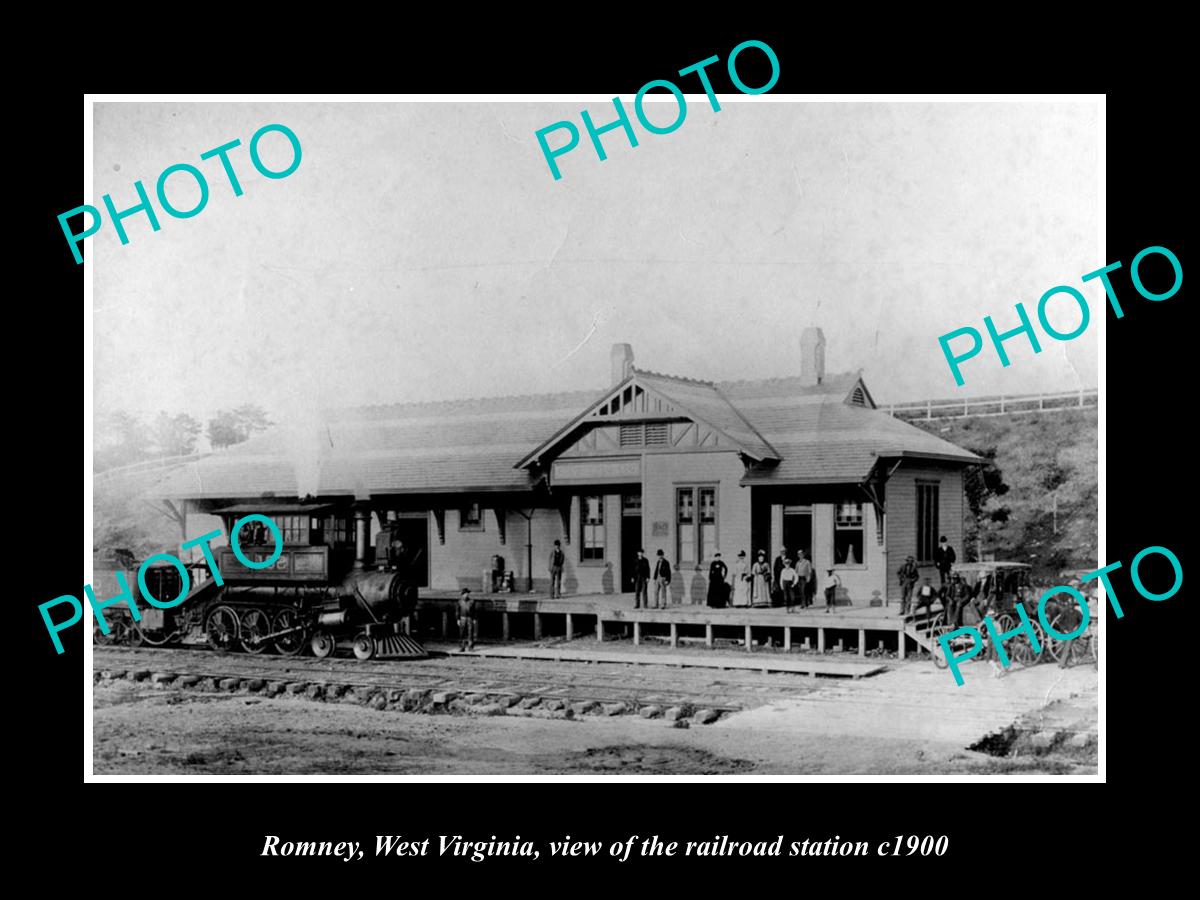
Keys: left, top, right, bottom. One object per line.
{"left": 729, "top": 550, "right": 751, "bottom": 607}
{"left": 750, "top": 550, "right": 773, "bottom": 607}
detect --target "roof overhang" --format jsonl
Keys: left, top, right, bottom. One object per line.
{"left": 873, "top": 449, "right": 984, "bottom": 464}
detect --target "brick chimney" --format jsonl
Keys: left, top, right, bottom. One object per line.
{"left": 611, "top": 343, "right": 634, "bottom": 384}
{"left": 800, "top": 327, "right": 825, "bottom": 386}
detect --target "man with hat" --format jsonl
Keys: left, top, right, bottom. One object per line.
{"left": 652, "top": 549, "right": 672, "bottom": 608}
{"left": 822, "top": 569, "right": 841, "bottom": 613}
{"left": 946, "top": 571, "right": 971, "bottom": 628}
{"left": 772, "top": 547, "right": 789, "bottom": 608}
{"left": 548, "top": 539, "right": 566, "bottom": 599}
{"left": 933, "top": 535, "right": 957, "bottom": 587}
{"left": 795, "top": 549, "right": 814, "bottom": 609}
{"left": 632, "top": 548, "right": 651, "bottom": 609}
{"left": 897, "top": 555, "right": 920, "bottom": 614}
{"left": 456, "top": 588, "right": 477, "bottom": 652}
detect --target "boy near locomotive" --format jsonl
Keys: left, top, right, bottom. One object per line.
{"left": 456, "top": 588, "right": 477, "bottom": 652}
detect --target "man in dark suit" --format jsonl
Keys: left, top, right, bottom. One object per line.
{"left": 933, "top": 536, "right": 957, "bottom": 587}
{"left": 633, "top": 549, "right": 651, "bottom": 608}
{"left": 652, "top": 549, "right": 672, "bottom": 608}
{"left": 548, "top": 539, "right": 565, "bottom": 598}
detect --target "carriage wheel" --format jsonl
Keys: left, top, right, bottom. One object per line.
{"left": 240, "top": 608, "right": 271, "bottom": 654}
{"left": 932, "top": 633, "right": 950, "bottom": 669}
{"left": 1046, "top": 614, "right": 1076, "bottom": 664}
{"left": 352, "top": 632, "right": 376, "bottom": 661}
{"left": 310, "top": 630, "right": 336, "bottom": 659}
{"left": 995, "top": 613, "right": 1016, "bottom": 633}
{"left": 205, "top": 606, "right": 241, "bottom": 652}
{"left": 272, "top": 609, "right": 306, "bottom": 657}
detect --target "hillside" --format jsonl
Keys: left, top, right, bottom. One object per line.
{"left": 911, "top": 408, "right": 1098, "bottom": 577}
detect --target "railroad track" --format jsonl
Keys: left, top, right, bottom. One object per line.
{"left": 92, "top": 645, "right": 818, "bottom": 713}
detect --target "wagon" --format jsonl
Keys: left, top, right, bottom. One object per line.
{"left": 929, "top": 562, "right": 1044, "bottom": 668}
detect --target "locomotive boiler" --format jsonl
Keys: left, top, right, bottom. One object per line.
{"left": 93, "top": 504, "right": 426, "bottom": 661}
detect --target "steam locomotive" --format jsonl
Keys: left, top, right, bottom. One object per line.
{"left": 93, "top": 505, "right": 426, "bottom": 661}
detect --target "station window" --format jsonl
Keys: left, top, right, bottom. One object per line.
{"left": 677, "top": 486, "right": 717, "bottom": 564}
{"left": 834, "top": 501, "right": 864, "bottom": 565}
{"left": 459, "top": 503, "right": 484, "bottom": 531}
{"left": 916, "top": 482, "right": 940, "bottom": 564}
{"left": 581, "top": 495, "right": 605, "bottom": 560}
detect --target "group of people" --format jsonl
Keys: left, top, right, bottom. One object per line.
{"left": 896, "top": 536, "right": 959, "bottom": 617}
{"left": 630, "top": 547, "right": 842, "bottom": 613}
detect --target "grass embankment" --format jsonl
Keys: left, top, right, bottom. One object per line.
{"left": 912, "top": 408, "right": 1097, "bottom": 578}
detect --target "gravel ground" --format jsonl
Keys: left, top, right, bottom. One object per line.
{"left": 92, "top": 667, "right": 1097, "bottom": 776}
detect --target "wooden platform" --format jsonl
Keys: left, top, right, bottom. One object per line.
{"left": 458, "top": 645, "right": 887, "bottom": 678}
{"left": 415, "top": 591, "right": 938, "bottom": 660}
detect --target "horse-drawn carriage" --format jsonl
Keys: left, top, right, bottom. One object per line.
{"left": 927, "top": 561, "right": 1096, "bottom": 670}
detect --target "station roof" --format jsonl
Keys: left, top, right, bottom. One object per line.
{"left": 154, "top": 369, "right": 979, "bottom": 501}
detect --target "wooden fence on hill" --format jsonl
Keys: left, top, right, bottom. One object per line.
{"left": 884, "top": 388, "right": 1097, "bottom": 421}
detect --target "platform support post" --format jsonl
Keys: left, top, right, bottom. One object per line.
{"left": 858, "top": 628, "right": 866, "bottom": 657}
{"left": 533, "top": 613, "right": 542, "bottom": 640}
{"left": 745, "top": 624, "right": 753, "bottom": 652}
{"left": 597, "top": 619, "right": 604, "bottom": 642}
{"left": 898, "top": 629, "right": 907, "bottom": 660}
{"left": 783, "top": 627, "right": 791, "bottom": 651}
{"left": 633, "top": 622, "right": 641, "bottom": 646}
{"left": 817, "top": 627, "right": 825, "bottom": 653}
{"left": 705, "top": 623, "right": 713, "bottom": 647}
{"left": 441, "top": 611, "right": 448, "bottom": 638}
{"left": 565, "top": 613, "right": 573, "bottom": 640}
{"left": 502, "top": 613, "right": 510, "bottom": 641}
{"left": 670, "top": 622, "right": 678, "bottom": 648}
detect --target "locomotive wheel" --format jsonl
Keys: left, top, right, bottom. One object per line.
{"left": 240, "top": 608, "right": 271, "bottom": 654}
{"left": 272, "top": 609, "right": 306, "bottom": 656}
{"left": 124, "top": 621, "right": 145, "bottom": 647}
{"left": 310, "top": 630, "right": 336, "bottom": 659}
{"left": 206, "top": 605, "right": 241, "bottom": 652}
{"left": 352, "top": 632, "right": 375, "bottom": 661}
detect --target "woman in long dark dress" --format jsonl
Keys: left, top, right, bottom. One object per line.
{"left": 707, "top": 552, "right": 729, "bottom": 608}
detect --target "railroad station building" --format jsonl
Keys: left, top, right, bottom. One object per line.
{"left": 162, "top": 329, "right": 979, "bottom": 607}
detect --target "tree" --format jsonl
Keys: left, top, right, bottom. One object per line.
{"left": 206, "top": 410, "right": 242, "bottom": 450}
{"left": 207, "top": 404, "right": 273, "bottom": 449}
{"left": 963, "top": 446, "right": 1010, "bottom": 561}
{"left": 94, "top": 410, "right": 151, "bottom": 472}
{"left": 151, "top": 411, "right": 202, "bottom": 457}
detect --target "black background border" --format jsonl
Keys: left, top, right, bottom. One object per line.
{"left": 19, "top": 23, "right": 1188, "bottom": 883}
